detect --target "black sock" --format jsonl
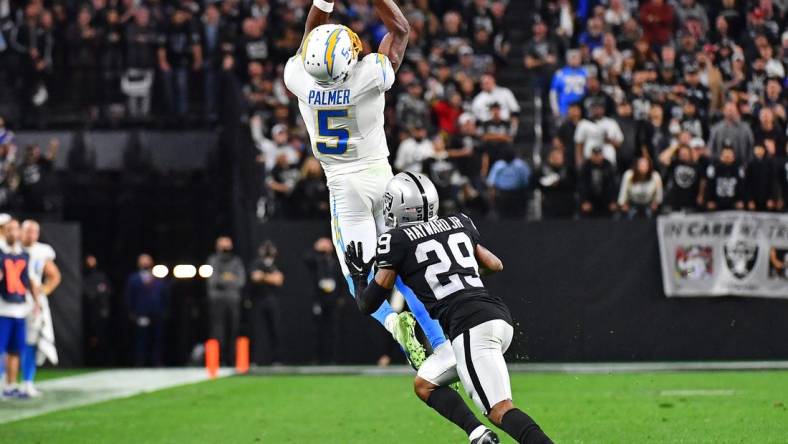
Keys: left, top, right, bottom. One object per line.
{"left": 500, "top": 408, "right": 553, "bottom": 444}
{"left": 426, "top": 386, "right": 484, "bottom": 436}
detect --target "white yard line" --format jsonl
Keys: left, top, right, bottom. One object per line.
{"left": 0, "top": 368, "right": 232, "bottom": 425}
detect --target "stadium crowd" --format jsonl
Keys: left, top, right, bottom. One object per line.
{"left": 0, "top": 0, "right": 787, "bottom": 221}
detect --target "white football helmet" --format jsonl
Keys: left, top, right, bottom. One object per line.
{"left": 301, "top": 24, "right": 362, "bottom": 87}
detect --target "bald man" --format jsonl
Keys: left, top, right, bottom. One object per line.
{"left": 20, "top": 220, "right": 61, "bottom": 397}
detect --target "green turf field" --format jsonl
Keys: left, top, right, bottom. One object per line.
{"left": 2, "top": 371, "right": 787, "bottom": 443}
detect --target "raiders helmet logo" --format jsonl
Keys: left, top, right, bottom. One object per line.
{"left": 723, "top": 241, "right": 758, "bottom": 280}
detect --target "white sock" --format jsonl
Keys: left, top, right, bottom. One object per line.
{"left": 24, "top": 381, "right": 34, "bottom": 391}
{"left": 469, "top": 425, "right": 487, "bottom": 441}
{"left": 384, "top": 313, "right": 398, "bottom": 335}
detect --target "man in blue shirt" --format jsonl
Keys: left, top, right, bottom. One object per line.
{"left": 487, "top": 149, "right": 532, "bottom": 219}
{"left": 550, "top": 50, "right": 588, "bottom": 118}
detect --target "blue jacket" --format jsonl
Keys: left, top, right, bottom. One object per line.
{"left": 125, "top": 271, "right": 169, "bottom": 318}
{"left": 487, "top": 159, "right": 531, "bottom": 191}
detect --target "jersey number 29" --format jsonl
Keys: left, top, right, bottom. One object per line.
{"left": 316, "top": 109, "right": 349, "bottom": 155}
{"left": 415, "top": 232, "right": 483, "bottom": 300}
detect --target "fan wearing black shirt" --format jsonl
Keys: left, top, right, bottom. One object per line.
{"left": 346, "top": 172, "right": 552, "bottom": 444}
{"left": 538, "top": 147, "right": 576, "bottom": 218}
{"left": 664, "top": 145, "right": 702, "bottom": 212}
{"left": 157, "top": 7, "right": 202, "bottom": 117}
{"left": 479, "top": 103, "right": 513, "bottom": 177}
{"left": 705, "top": 146, "right": 745, "bottom": 211}
{"left": 745, "top": 145, "right": 777, "bottom": 211}
{"left": 578, "top": 147, "right": 618, "bottom": 218}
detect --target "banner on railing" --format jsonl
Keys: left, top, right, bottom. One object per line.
{"left": 657, "top": 212, "right": 788, "bottom": 298}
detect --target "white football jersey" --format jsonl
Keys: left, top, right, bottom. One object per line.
{"left": 24, "top": 242, "right": 56, "bottom": 285}
{"left": 284, "top": 52, "right": 396, "bottom": 179}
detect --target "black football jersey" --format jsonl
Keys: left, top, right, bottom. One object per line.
{"left": 376, "top": 213, "right": 512, "bottom": 340}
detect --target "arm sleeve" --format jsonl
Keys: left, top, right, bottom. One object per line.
{"left": 371, "top": 53, "right": 396, "bottom": 92}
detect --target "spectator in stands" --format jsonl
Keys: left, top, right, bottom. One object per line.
{"left": 537, "top": 146, "right": 576, "bottom": 219}
{"left": 125, "top": 253, "right": 168, "bottom": 367}
{"left": 124, "top": 8, "right": 158, "bottom": 119}
{"left": 66, "top": 7, "right": 99, "bottom": 117}
{"left": 674, "top": 0, "right": 708, "bottom": 34}
{"left": 448, "top": 114, "right": 485, "bottom": 206}
{"left": 99, "top": 9, "right": 124, "bottom": 118}
{"left": 637, "top": 104, "right": 670, "bottom": 161}
{"left": 83, "top": 254, "right": 112, "bottom": 366}
{"left": 431, "top": 91, "right": 464, "bottom": 137}
{"left": 471, "top": 74, "right": 520, "bottom": 134}
{"left": 238, "top": 17, "right": 269, "bottom": 72}
{"left": 663, "top": 144, "right": 702, "bottom": 212}
{"left": 746, "top": 145, "right": 777, "bottom": 211}
{"left": 639, "top": 0, "right": 674, "bottom": 47}
{"left": 556, "top": 102, "right": 582, "bottom": 171}
{"left": 158, "top": 7, "right": 202, "bottom": 118}
{"left": 248, "top": 240, "right": 284, "bottom": 365}
{"left": 582, "top": 75, "right": 615, "bottom": 117}
{"left": 304, "top": 237, "right": 344, "bottom": 364}
{"left": 709, "top": 101, "right": 755, "bottom": 161}
{"left": 206, "top": 236, "right": 245, "bottom": 365}
{"left": 524, "top": 16, "right": 558, "bottom": 95}
{"left": 487, "top": 148, "right": 530, "bottom": 219}
{"left": 395, "top": 125, "right": 434, "bottom": 174}
{"left": 574, "top": 99, "right": 623, "bottom": 167}
{"left": 201, "top": 4, "right": 229, "bottom": 123}
{"left": 578, "top": 17, "right": 604, "bottom": 52}
{"left": 754, "top": 108, "right": 786, "bottom": 158}
{"left": 423, "top": 139, "right": 462, "bottom": 214}
{"left": 618, "top": 156, "right": 663, "bottom": 219}
{"left": 396, "top": 80, "right": 430, "bottom": 132}
{"left": 550, "top": 50, "right": 587, "bottom": 119}
{"left": 479, "top": 103, "right": 513, "bottom": 177}
{"left": 291, "top": 157, "right": 329, "bottom": 219}
{"left": 19, "top": 139, "right": 57, "bottom": 213}
{"left": 579, "top": 146, "right": 618, "bottom": 218}
{"left": 615, "top": 101, "right": 639, "bottom": 175}
{"left": 267, "top": 152, "right": 300, "bottom": 218}
{"left": 705, "top": 145, "right": 746, "bottom": 211}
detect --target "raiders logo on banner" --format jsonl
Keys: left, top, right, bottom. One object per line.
{"left": 658, "top": 212, "right": 788, "bottom": 298}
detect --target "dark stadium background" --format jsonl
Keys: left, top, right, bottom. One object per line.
{"left": 0, "top": 0, "right": 786, "bottom": 368}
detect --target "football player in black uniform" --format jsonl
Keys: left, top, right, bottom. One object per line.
{"left": 345, "top": 172, "right": 552, "bottom": 444}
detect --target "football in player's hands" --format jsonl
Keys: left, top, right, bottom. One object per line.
{"left": 345, "top": 241, "right": 373, "bottom": 281}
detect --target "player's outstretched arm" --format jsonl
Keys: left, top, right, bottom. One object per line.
{"left": 297, "top": 0, "right": 334, "bottom": 55}
{"left": 345, "top": 241, "right": 395, "bottom": 315}
{"left": 476, "top": 244, "right": 503, "bottom": 276}
{"left": 374, "top": 0, "right": 410, "bottom": 72}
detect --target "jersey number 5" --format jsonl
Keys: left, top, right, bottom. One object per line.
{"left": 316, "top": 109, "right": 349, "bottom": 155}
{"left": 415, "top": 232, "right": 483, "bottom": 300}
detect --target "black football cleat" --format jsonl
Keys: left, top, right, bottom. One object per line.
{"left": 471, "top": 430, "right": 500, "bottom": 444}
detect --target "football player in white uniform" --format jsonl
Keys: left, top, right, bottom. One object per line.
{"left": 283, "top": 0, "right": 447, "bottom": 367}
{"left": 20, "top": 220, "right": 61, "bottom": 397}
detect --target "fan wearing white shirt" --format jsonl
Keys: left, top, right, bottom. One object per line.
{"left": 395, "top": 125, "right": 435, "bottom": 174}
{"left": 574, "top": 100, "right": 624, "bottom": 167}
{"left": 471, "top": 74, "right": 520, "bottom": 136}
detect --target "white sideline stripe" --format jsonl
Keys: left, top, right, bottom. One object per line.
{"left": 247, "top": 361, "right": 788, "bottom": 376}
{"left": 0, "top": 368, "right": 233, "bottom": 425}
{"left": 660, "top": 389, "right": 735, "bottom": 397}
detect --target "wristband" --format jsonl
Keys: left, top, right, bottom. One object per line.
{"left": 313, "top": 0, "right": 334, "bottom": 13}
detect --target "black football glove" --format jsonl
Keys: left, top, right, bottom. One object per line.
{"left": 345, "top": 241, "right": 373, "bottom": 284}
